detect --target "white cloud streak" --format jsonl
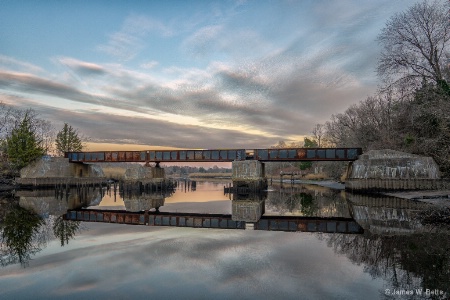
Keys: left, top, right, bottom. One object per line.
{"left": 97, "top": 14, "right": 173, "bottom": 62}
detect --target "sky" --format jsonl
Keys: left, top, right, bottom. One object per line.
{"left": 0, "top": 0, "right": 420, "bottom": 150}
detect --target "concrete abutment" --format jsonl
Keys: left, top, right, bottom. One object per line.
{"left": 345, "top": 149, "right": 449, "bottom": 192}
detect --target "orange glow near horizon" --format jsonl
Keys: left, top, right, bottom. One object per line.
{"left": 84, "top": 142, "right": 184, "bottom": 151}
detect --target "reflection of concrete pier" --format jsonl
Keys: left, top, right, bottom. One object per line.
{"left": 123, "top": 195, "right": 165, "bottom": 212}
{"left": 119, "top": 182, "right": 175, "bottom": 212}
{"left": 346, "top": 192, "right": 430, "bottom": 235}
{"left": 232, "top": 200, "right": 265, "bottom": 223}
{"left": 17, "top": 187, "right": 102, "bottom": 216}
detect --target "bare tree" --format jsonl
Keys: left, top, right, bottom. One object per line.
{"left": 311, "top": 124, "right": 325, "bottom": 147}
{"left": 377, "top": 0, "right": 450, "bottom": 92}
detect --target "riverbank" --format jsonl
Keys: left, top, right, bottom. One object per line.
{"left": 0, "top": 178, "right": 17, "bottom": 192}
{"left": 383, "top": 190, "right": 450, "bottom": 207}
{"left": 271, "top": 179, "right": 346, "bottom": 190}
{"left": 273, "top": 179, "right": 450, "bottom": 207}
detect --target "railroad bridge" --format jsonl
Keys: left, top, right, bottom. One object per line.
{"left": 65, "top": 147, "right": 362, "bottom": 164}
{"left": 65, "top": 147, "right": 362, "bottom": 189}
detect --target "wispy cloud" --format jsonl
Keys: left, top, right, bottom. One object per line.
{"left": 0, "top": 54, "right": 43, "bottom": 74}
{"left": 97, "top": 14, "right": 173, "bottom": 62}
{"left": 140, "top": 60, "right": 159, "bottom": 69}
{"left": 57, "top": 57, "right": 106, "bottom": 76}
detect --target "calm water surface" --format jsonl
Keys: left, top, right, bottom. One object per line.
{"left": 0, "top": 181, "right": 448, "bottom": 300}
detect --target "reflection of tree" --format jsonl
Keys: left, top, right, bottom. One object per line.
{"left": 266, "top": 185, "right": 349, "bottom": 218}
{"left": 324, "top": 232, "right": 450, "bottom": 298}
{"left": 0, "top": 204, "right": 81, "bottom": 267}
{"left": 299, "top": 193, "right": 317, "bottom": 216}
{"left": 416, "top": 207, "right": 450, "bottom": 230}
{"left": 52, "top": 216, "right": 80, "bottom": 246}
{"left": 0, "top": 205, "right": 44, "bottom": 267}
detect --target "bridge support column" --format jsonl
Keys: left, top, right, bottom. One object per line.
{"left": 232, "top": 161, "right": 267, "bottom": 192}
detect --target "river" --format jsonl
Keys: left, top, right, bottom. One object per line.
{"left": 0, "top": 180, "right": 448, "bottom": 300}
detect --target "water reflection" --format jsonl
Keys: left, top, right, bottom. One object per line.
{"left": 52, "top": 216, "right": 80, "bottom": 247}
{"left": 0, "top": 203, "right": 81, "bottom": 267}
{"left": 120, "top": 183, "right": 174, "bottom": 212}
{"left": 1, "top": 204, "right": 44, "bottom": 267}
{"left": 1, "top": 181, "right": 448, "bottom": 298}
{"left": 265, "top": 184, "right": 350, "bottom": 218}
{"left": 324, "top": 231, "right": 449, "bottom": 298}
{"left": 346, "top": 192, "right": 431, "bottom": 235}
{"left": 16, "top": 186, "right": 103, "bottom": 215}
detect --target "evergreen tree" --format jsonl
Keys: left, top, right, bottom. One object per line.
{"left": 55, "top": 123, "right": 83, "bottom": 156}
{"left": 299, "top": 137, "right": 318, "bottom": 170}
{"left": 6, "top": 113, "right": 45, "bottom": 170}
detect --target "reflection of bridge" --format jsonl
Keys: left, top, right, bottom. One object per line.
{"left": 64, "top": 209, "right": 363, "bottom": 234}
{"left": 66, "top": 148, "right": 362, "bottom": 163}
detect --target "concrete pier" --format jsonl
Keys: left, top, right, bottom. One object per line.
{"left": 17, "top": 156, "right": 106, "bottom": 187}
{"left": 20, "top": 157, "right": 104, "bottom": 179}
{"left": 232, "top": 160, "right": 267, "bottom": 191}
{"left": 345, "top": 150, "right": 447, "bottom": 192}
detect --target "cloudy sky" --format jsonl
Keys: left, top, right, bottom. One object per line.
{"left": 0, "top": 0, "right": 418, "bottom": 150}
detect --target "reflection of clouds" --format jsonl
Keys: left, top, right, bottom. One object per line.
{"left": 0, "top": 224, "right": 383, "bottom": 299}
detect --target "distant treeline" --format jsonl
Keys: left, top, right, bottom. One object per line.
{"left": 164, "top": 165, "right": 231, "bottom": 176}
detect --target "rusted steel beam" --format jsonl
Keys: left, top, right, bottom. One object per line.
{"left": 252, "top": 148, "right": 362, "bottom": 161}
{"left": 64, "top": 210, "right": 363, "bottom": 233}
{"left": 254, "top": 216, "right": 363, "bottom": 233}
{"left": 64, "top": 210, "right": 245, "bottom": 229}
{"left": 65, "top": 148, "right": 362, "bottom": 163}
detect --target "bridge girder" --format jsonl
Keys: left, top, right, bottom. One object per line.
{"left": 65, "top": 148, "right": 362, "bottom": 163}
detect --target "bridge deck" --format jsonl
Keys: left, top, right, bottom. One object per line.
{"left": 66, "top": 148, "right": 362, "bottom": 163}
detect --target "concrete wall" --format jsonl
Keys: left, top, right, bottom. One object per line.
{"left": 232, "top": 161, "right": 265, "bottom": 181}
{"left": 345, "top": 149, "right": 445, "bottom": 191}
{"left": 123, "top": 165, "right": 165, "bottom": 181}
{"left": 346, "top": 178, "right": 450, "bottom": 192}
{"left": 348, "top": 149, "right": 440, "bottom": 179}
{"left": 20, "top": 156, "right": 104, "bottom": 178}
